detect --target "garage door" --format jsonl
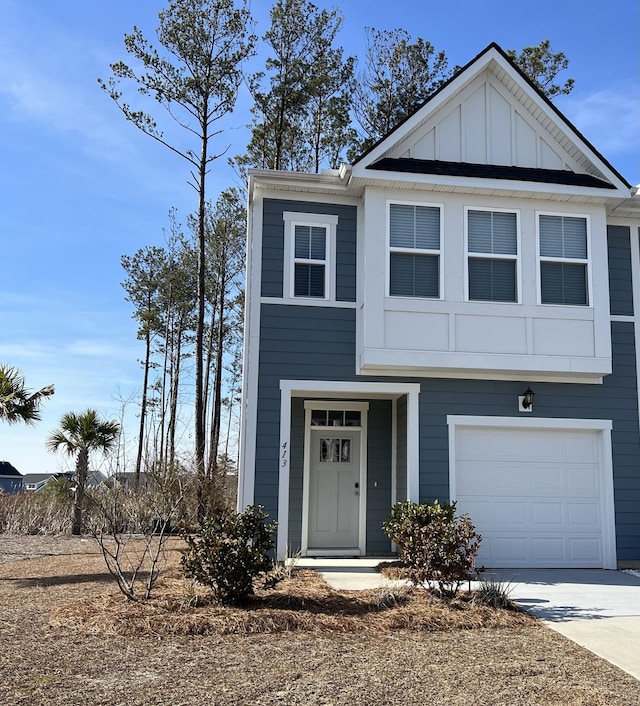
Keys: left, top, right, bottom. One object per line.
{"left": 453, "top": 425, "right": 614, "bottom": 569}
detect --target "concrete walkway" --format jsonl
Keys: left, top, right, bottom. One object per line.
{"left": 298, "top": 559, "right": 640, "bottom": 681}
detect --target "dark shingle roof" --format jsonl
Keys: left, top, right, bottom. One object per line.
{"left": 0, "top": 461, "right": 21, "bottom": 477}
{"left": 367, "top": 158, "right": 615, "bottom": 189}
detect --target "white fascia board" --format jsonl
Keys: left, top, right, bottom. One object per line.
{"left": 351, "top": 169, "right": 624, "bottom": 201}
{"left": 249, "top": 168, "right": 349, "bottom": 194}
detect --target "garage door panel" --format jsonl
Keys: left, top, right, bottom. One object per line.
{"left": 568, "top": 537, "right": 602, "bottom": 563}
{"left": 532, "top": 538, "right": 565, "bottom": 562}
{"left": 566, "top": 465, "right": 599, "bottom": 492}
{"left": 454, "top": 425, "right": 611, "bottom": 568}
{"left": 567, "top": 502, "right": 600, "bottom": 526}
{"left": 531, "top": 502, "right": 563, "bottom": 526}
{"left": 531, "top": 466, "right": 564, "bottom": 492}
{"left": 490, "top": 537, "right": 530, "bottom": 564}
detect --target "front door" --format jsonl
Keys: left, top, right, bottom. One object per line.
{"left": 308, "top": 430, "right": 360, "bottom": 550}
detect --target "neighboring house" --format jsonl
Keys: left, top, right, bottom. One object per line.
{"left": 238, "top": 43, "right": 640, "bottom": 569}
{"left": 0, "top": 461, "right": 22, "bottom": 493}
{"left": 22, "top": 471, "right": 106, "bottom": 492}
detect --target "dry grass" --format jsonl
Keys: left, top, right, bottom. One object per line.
{"left": 0, "top": 535, "right": 639, "bottom": 705}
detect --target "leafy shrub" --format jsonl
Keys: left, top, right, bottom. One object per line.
{"left": 180, "top": 505, "right": 279, "bottom": 606}
{"left": 383, "top": 499, "right": 482, "bottom": 597}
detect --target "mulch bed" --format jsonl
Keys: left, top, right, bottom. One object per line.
{"left": 0, "top": 535, "right": 638, "bottom": 705}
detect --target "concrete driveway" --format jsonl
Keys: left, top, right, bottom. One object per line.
{"left": 488, "top": 569, "right": 640, "bottom": 680}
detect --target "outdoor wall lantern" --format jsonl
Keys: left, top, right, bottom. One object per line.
{"left": 518, "top": 387, "right": 535, "bottom": 412}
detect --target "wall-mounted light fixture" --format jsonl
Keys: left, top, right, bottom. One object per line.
{"left": 518, "top": 387, "right": 535, "bottom": 412}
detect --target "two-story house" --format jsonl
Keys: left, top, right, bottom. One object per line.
{"left": 237, "top": 43, "right": 640, "bottom": 569}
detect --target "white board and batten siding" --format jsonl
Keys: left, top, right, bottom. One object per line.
{"left": 448, "top": 416, "right": 617, "bottom": 569}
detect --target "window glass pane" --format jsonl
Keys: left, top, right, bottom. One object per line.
{"left": 540, "top": 215, "right": 587, "bottom": 259}
{"left": 562, "top": 217, "right": 587, "bottom": 258}
{"left": 390, "top": 253, "right": 439, "bottom": 298}
{"left": 469, "top": 258, "right": 516, "bottom": 302}
{"left": 468, "top": 210, "right": 492, "bottom": 253}
{"left": 414, "top": 206, "right": 440, "bottom": 250}
{"left": 344, "top": 411, "right": 361, "bottom": 427}
{"left": 389, "top": 204, "right": 415, "bottom": 248}
{"left": 294, "top": 263, "right": 325, "bottom": 297}
{"left": 294, "top": 225, "right": 311, "bottom": 258}
{"left": 541, "top": 262, "right": 587, "bottom": 305}
{"left": 311, "top": 410, "right": 328, "bottom": 426}
{"left": 390, "top": 204, "right": 439, "bottom": 249}
{"left": 295, "top": 225, "right": 326, "bottom": 260}
{"left": 492, "top": 212, "right": 517, "bottom": 254}
{"left": 310, "top": 226, "right": 326, "bottom": 259}
{"left": 468, "top": 210, "right": 516, "bottom": 254}
{"left": 327, "top": 410, "right": 343, "bottom": 426}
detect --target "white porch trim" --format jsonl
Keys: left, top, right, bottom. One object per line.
{"left": 277, "top": 379, "right": 421, "bottom": 558}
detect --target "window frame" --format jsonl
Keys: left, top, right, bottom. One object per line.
{"left": 283, "top": 212, "right": 338, "bottom": 302}
{"left": 464, "top": 206, "right": 521, "bottom": 304}
{"left": 386, "top": 200, "right": 444, "bottom": 300}
{"left": 536, "top": 211, "right": 591, "bottom": 307}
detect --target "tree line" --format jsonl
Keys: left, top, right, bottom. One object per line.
{"left": 2, "top": 0, "right": 575, "bottom": 525}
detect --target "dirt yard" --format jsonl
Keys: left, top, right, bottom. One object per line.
{"left": 0, "top": 534, "right": 638, "bottom": 706}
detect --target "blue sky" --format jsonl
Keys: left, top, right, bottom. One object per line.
{"left": 1, "top": 0, "right": 638, "bottom": 475}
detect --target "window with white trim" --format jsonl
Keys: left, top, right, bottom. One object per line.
{"left": 294, "top": 224, "right": 327, "bottom": 298}
{"left": 467, "top": 209, "right": 518, "bottom": 302}
{"left": 283, "top": 212, "right": 338, "bottom": 301}
{"left": 388, "top": 203, "right": 441, "bottom": 298}
{"left": 538, "top": 214, "right": 589, "bottom": 306}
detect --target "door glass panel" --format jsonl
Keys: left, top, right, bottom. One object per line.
{"left": 320, "top": 438, "right": 351, "bottom": 463}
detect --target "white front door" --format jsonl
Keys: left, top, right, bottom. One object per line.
{"left": 308, "top": 430, "right": 360, "bottom": 550}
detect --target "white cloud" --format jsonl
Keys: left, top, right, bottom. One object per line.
{"left": 563, "top": 84, "right": 640, "bottom": 157}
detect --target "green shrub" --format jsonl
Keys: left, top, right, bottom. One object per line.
{"left": 180, "top": 505, "right": 279, "bottom": 606}
{"left": 383, "top": 499, "right": 482, "bottom": 597}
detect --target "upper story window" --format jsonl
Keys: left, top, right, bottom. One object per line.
{"left": 466, "top": 209, "right": 519, "bottom": 302}
{"left": 283, "top": 212, "right": 338, "bottom": 301}
{"left": 388, "top": 202, "right": 441, "bottom": 298}
{"left": 538, "top": 214, "right": 589, "bottom": 306}
{"left": 294, "top": 224, "right": 326, "bottom": 297}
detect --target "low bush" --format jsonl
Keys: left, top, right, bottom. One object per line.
{"left": 383, "top": 499, "right": 482, "bottom": 597}
{"left": 181, "top": 505, "right": 279, "bottom": 606}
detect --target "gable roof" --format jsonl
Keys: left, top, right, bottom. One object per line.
{"left": 0, "top": 461, "right": 21, "bottom": 477}
{"left": 351, "top": 43, "right": 632, "bottom": 196}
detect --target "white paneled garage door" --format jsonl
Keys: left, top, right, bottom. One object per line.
{"left": 451, "top": 421, "right": 616, "bottom": 569}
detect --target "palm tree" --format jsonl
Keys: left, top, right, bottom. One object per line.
{"left": 47, "top": 409, "right": 120, "bottom": 535}
{"left": 0, "top": 364, "right": 54, "bottom": 425}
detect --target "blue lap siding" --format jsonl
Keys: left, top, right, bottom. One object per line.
{"left": 252, "top": 211, "right": 640, "bottom": 561}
